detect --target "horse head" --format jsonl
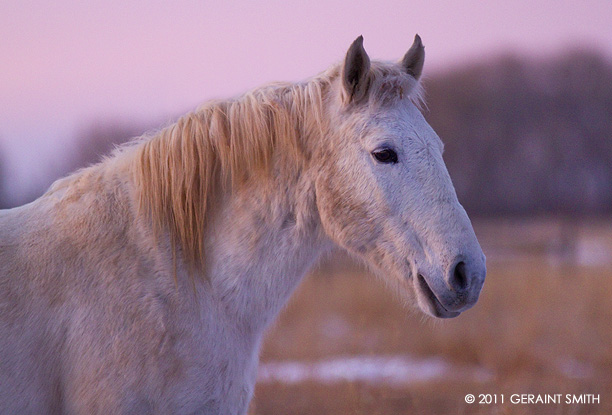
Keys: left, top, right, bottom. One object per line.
{"left": 315, "top": 35, "right": 486, "bottom": 318}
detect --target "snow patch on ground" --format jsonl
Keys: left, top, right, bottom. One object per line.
{"left": 258, "top": 355, "right": 493, "bottom": 386}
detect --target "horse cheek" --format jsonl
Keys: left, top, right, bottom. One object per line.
{"left": 315, "top": 177, "right": 383, "bottom": 256}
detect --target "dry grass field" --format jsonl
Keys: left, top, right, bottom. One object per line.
{"left": 250, "top": 219, "right": 612, "bottom": 414}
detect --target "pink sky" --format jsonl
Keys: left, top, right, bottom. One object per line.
{"left": 1, "top": 0, "right": 611, "bottom": 200}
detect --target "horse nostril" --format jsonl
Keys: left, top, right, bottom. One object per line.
{"left": 450, "top": 261, "right": 468, "bottom": 291}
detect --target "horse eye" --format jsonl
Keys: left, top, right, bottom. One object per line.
{"left": 372, "top": 148, "right": 398, "bottom": 164}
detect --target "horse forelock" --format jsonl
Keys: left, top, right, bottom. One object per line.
{"left": 365, "top": 61, "right": 425, "bottom": 109}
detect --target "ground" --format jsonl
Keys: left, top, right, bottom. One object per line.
{"left": 250, "top": 218, "right": 612, "bottom": 414}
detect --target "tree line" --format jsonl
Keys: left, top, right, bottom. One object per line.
{"left": 425, "top": 48, "right": 612, "bottom": 216}
{"left": 1, "top": 48, "right": 611, "bottom": 216}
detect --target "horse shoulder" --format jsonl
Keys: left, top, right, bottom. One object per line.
{"left": 0, "top": 166, "right": 194, "bottom": 413}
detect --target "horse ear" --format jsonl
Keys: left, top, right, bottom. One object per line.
{"left": 402, "top": 34, "right": 425, "bottom": 80}
{"left": 342, "top": 35, "right": 371, "bottom": 103}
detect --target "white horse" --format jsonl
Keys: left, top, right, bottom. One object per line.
{"left": 0, "top": 35, "right": 485, "bottom": 414}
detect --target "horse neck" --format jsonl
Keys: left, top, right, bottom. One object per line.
{"left": 199, "top": 152, "right": 332, "bottom": 334}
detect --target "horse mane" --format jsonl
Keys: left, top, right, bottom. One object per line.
{"left": 131, "top": 61, "right": 423, "bottom": 271}
{"left": 133, "top": 75, "right": 331, "bottom": 270}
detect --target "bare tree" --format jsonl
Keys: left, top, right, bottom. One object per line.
{"left": 67, "top": 119, "right": 153, "bottom": 174}
{"left": 425, "top": 49, "right": 612, "bottom": 216}
{"left": 18, "top": 118, "right": 158, "bottom": 207}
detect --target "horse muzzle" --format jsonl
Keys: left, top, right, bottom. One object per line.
{"left": 413, "top": 254, "right": 486, "bottom": 318}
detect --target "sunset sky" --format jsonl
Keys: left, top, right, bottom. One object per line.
{"left": 1, "top": 0, "right": 611, "bottom": 199}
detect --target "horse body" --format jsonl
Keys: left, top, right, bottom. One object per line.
{"left": 0, "top": 123, "right": 314, "bottom": 415}
{"left": 0, "top": 35, "right": 486, "bottom": 414}
{"left": 0, "top": 150, "right": 328, "bottom": 413}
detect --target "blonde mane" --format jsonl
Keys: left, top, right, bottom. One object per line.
{"left": 132, "top": 62, "right": 422, "bottom": 271}
{"left": 133, "top": 75, "right": 331, "bottom": 270}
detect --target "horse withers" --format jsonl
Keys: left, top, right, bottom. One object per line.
{"left": 0, "top": 35, "right": 485, "bottom": 414}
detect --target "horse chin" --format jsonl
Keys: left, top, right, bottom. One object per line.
{"left": 414, "top": 274, "right": 462, "bottom": 319}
